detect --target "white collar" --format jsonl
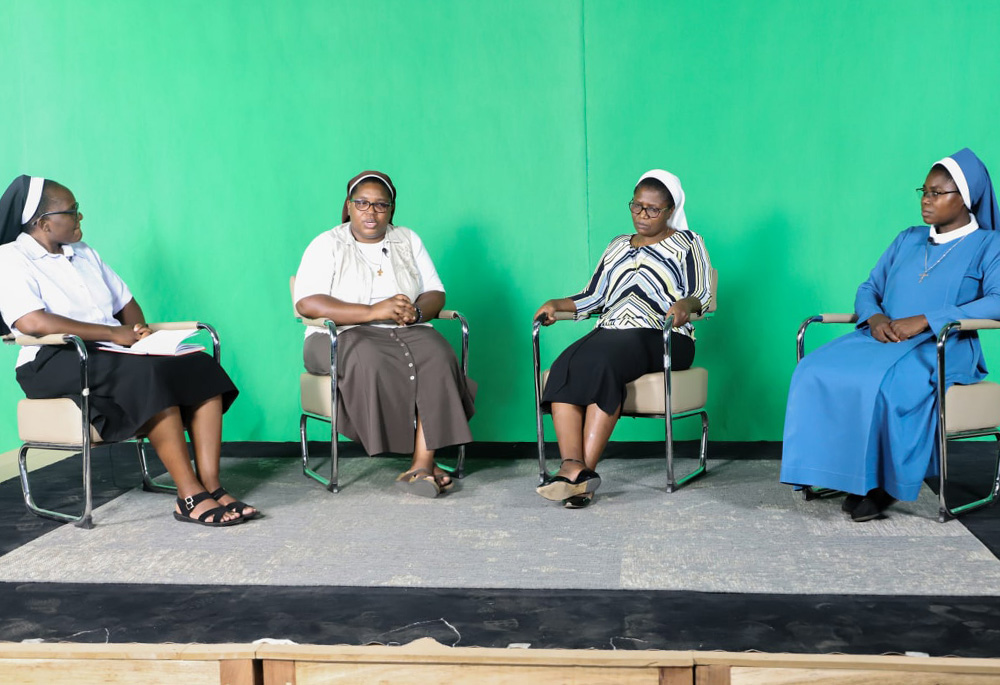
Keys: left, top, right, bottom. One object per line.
{"left": 930, "top": 216, "right": 979, "bottom": 244}
{"left": 16, "top": 231, "right": 76, "bottom": 259}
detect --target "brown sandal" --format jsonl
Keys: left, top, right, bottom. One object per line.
{"left": 395, "top": 468, "right": 441, "bottom": 498}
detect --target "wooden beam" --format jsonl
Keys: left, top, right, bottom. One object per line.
{"left": 263, "top": 659, "right": 296, "bottom": 685}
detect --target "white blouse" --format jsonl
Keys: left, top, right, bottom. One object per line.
{"left": 0, "top": 232, "right": 132, "bottom": 367}
{"left": 294, "top": 227, "right": 445, "bottom": 336}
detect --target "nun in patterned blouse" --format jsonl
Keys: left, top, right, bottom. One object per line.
{"left": 533, "top": 169, "right": 713, "bottom": 508}
{"left": 781, "top": 148, "right": 1000, "bottom": 522}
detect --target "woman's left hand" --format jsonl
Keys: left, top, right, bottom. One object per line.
{"left": 888, "top": 315, "right": 929, "bottom": 341}
{"left": 665, "top": 301, "right": 693, "bottom": 328}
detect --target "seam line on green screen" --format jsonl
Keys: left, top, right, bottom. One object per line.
{"left": 581, "top": 0, "right": 592, "bottom": 264}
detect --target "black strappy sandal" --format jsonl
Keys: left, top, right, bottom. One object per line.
{"left": 173, "top": 492, "right": 245, "bottom": 527}
{"left": 536, "top": 459, "right": 601, "bottom": 501}
{"left": 209, "top": 487, "right": 262, "bottom": 520}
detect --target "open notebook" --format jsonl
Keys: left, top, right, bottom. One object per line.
{"left": 97, "top": 328, "right": 205, "bottom": 356}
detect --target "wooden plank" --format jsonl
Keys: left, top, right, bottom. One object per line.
{"left": 730, "top": 667, "right": 1000, "bottom": 684}
{"left": 255, "top": 641, "right": 694, "bottom": 667}
{"left": 294, "top": 661, "right": 661, "bottom": 685}
{"left": 263, "top": 659, "right": 296, "bottom": 685}
{"left": 694, "top": 652, "right": 1000, "bottom": 675}
{"left": 220, "top": 658, "right": 260, "bottom": 685}
{"left": 696, "top": 664, "right": 731, "bottom": 685}
{"left": 0, "top": 658, "right": 219, "bottom": 685}
{"left": 0, "top": 643, "right": 257, "bottom": 661}
{"left": 660, "top": 666, "right": 695, "bottom": 685}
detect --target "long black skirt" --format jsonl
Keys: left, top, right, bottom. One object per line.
{"left": 541, "top": 327, "right": 694, "bottom": 415}
{"left": 16, "top": 345, "right": 239, "bottom": 442}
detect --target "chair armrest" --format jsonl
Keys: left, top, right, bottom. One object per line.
{"left": 298, "top": 316, "right": 336, "bottom": 328}
{"left": 11, "top": 333, "right": 77, "bottom": 346}
{"left": 147, "top": 321, "right": 200, "bottom": 331}
{"left": 952, "top": 319, "right": 1000, "bottom": 332}
{"left": 796, "top": 313, "right": 858, "bottom": 362}
{"left": 936, "top": 318, "right": 1000, "bottom": 347}
{"left": 819, "top": 313, "right": 859, "bottom": 324}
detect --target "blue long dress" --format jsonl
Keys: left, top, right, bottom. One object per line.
{"left": 781, "top": 226, "right": 1000, "bottom": 501}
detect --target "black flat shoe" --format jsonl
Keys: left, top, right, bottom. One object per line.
{"left": 536, "top": 461, "right": 601, "bottom": 501}
{"left": 851, "top": 488, "right": 896, "bottom": 522}
{"left": 841, "top": 493, "right": 864, "bottom": 514}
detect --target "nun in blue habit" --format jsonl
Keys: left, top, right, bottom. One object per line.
{"left": 781, "top": 148, "right": 1000, "bottom": 522}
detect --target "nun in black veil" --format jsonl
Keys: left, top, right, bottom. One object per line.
{"left": 0, "top": 175, "right": 256, "bottom": 526}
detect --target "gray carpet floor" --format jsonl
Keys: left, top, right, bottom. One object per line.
{"left": 1, "top": 457, "right": 998, "bottom": 595}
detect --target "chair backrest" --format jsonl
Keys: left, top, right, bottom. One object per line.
{"left": 289, "top": 276, "right": 301, "bottom": 318}
{"left": 706, "top": 268, "right": 718, "bottom": 314}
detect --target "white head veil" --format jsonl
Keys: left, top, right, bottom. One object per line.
{"left": 636, "top": 169, "right": 688, "bottom": 232}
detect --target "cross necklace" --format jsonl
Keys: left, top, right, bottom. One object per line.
{"left": 920, "top": 233, "right": 970, "bottom": 283}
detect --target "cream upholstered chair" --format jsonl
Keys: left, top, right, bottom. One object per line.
{"left": 532, "top": 268, "right": 717, "bottom": 492}
{"left": 3, "top": 322, "right": 220, "bottom": 529}
{"left": 290, "top": 277, "right": 469, "bottom": 493}
{"left": 797, "top": 314, "right": 1000, "bottom": 522}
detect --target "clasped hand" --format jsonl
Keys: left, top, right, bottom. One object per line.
{"left": 868, "top": 313, "right": 929, "bottom": 343}
{"left": 371, "top": 294, "right": 418, "bottom": 326}
{"left": 109, "top": 323, "right": 153, "bottom": 347}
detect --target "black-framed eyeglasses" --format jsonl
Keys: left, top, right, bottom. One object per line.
{"left": 349, "top": 199, "right": 392, "bottom": 213}
{"left": 35, "top": 203, "right": 81, "bottom": 222}
{"left": 916, "top": 187, "right": 961, "bottom": 199}
{"left": 628, "top": 200, "right": 669, "bottom": 218}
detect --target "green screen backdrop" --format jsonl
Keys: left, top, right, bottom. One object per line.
{"left": 1, "top": 0, "right": 999, "bottom": 448}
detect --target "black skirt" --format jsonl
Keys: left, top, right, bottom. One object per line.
{"left": 15, "top": 345, "right": 239, "bottom": 442}
{"left": 541, "top": 327, "right": 694, "bottom": 415}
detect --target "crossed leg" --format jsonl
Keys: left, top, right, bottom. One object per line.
{"left": 551, "top": 401, "right": 621, "bottom": 480}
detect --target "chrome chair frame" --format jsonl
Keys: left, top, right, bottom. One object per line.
{"left": 532, "top": 311, "right": 710, "bottom": 493}
{"left": 296, "top": 311, "right": 471, "bottom": 493}
{"left": 796, "top": 313, "right": 1000, "bottom": 522}
{"left": 5, "top": 322, "right": 220, "bottom": 529}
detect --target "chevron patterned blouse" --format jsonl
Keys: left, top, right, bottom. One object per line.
{"left": 570, "top": 230, "right": 712, "bottom": 338}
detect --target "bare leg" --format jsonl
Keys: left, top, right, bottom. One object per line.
{"left": 143, "top": 405, "right": 239, "bottom": 523}
{"left": 188, "top": 396, "right": 258, "bottom": 517}
{"left": 407, "top": 415, "right": 450, "bottom": 487}
{"left": 551, "top": 401, "right": 585, "bottom": 466}
{"left": 550, "top": 402, "right": 620, "bottom": 480}
{"left": 582, "top": 403, "right": 621, "bottom": 471}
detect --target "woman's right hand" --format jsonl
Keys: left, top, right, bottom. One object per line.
{"left": 868, "top": 313, "right": 900, "bottom": 343}
{"left": 108, "top": 325, "right": 144, "bottom": 347}
{"left": 369, "top": 294, "right": 417, "bottom": 325}
{"left": 534, "top": 300, "right": 559, "bottom": 326}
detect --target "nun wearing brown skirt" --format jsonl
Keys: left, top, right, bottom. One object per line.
{"left": 293, "top": 170, "right": 476, "bottom": 498}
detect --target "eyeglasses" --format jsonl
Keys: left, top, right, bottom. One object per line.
{"left": 916, "top": 187, "right": 961, "bottom": 199}
{"left": 35, "top": 203, "right": 81, "bottom": 222}
{"left": 349, "top": 199, "right": 392, "bottom": 213}
{"left": 628, "top": 200, "right": 669, "bottom": 218}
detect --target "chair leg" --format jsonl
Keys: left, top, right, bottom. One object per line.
{"left": 536, "top": 408, "right": 548, "bottom": 485}
{"left": 300, "top": 413, "right": 339, "bottom": 492}
{"left": 137, "top": 439, "right": 176, "bottom": 493}
{"left": 18, "top": 443, "right": 94, "bottom": 529}
{"left": 938, "top": 434, "right": 1000, "bottom": 522}
{"left": 455, "top": 444, "right": 466, "bottom": 479}
{"left": 329, "top": 421, "right": 340, "bottom": 493}
{"left": 665, "top": 410, "right": 709, "bottom": 493}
